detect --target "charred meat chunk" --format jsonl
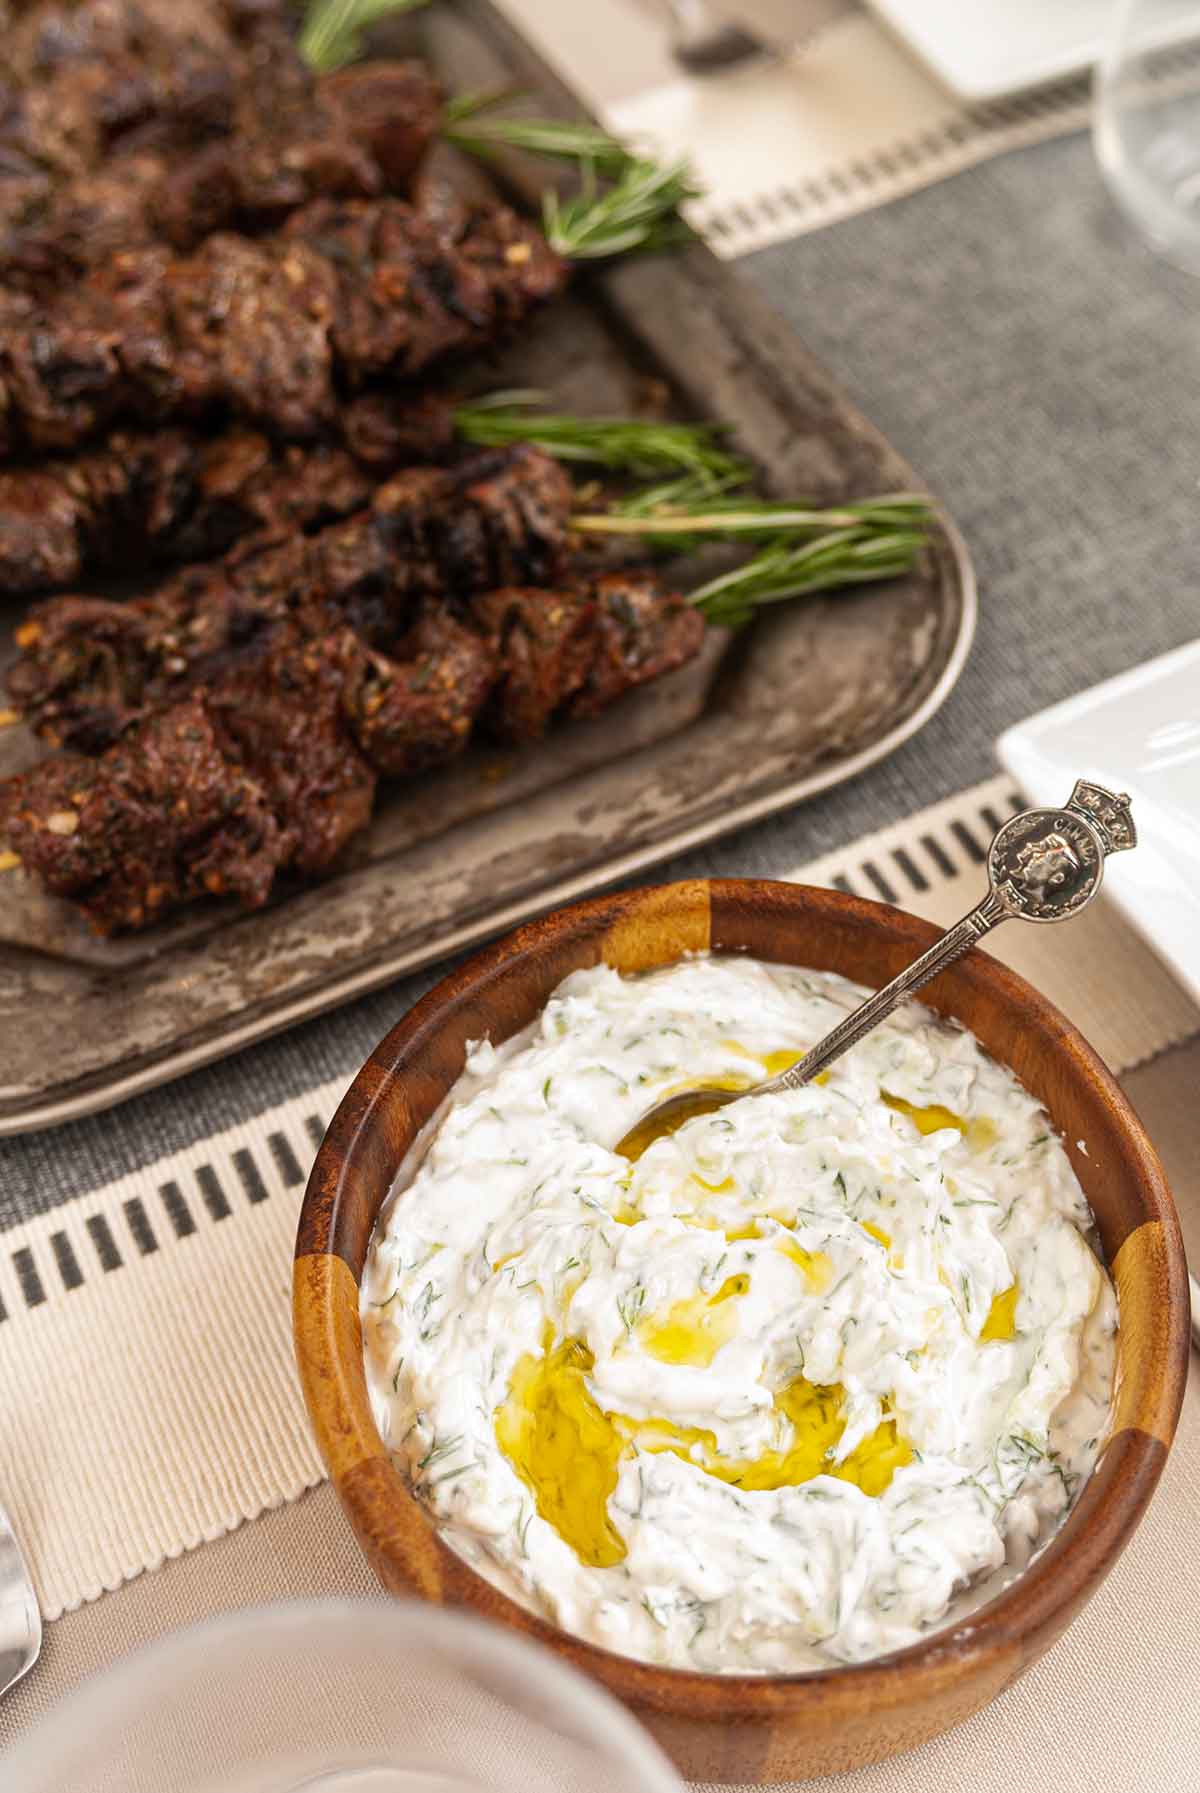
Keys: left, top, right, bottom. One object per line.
{"left": 0, "top": 1, "right": 290, "bottom": 221}
{"left": 0, "top": 693, "right": 286, "bottom": 932}
{"left": 9, "top": 445, "right": 575, "bottom": 744}
{"left": 291, "top": 197, "right": 566, "bottom": 388}
{"left": 472, "top": 585, "right": 596, "bottom": 743}
{"left": 151, "top": 63, "right": 443, "bottom": 251}
{"left": 471, "top": 575, "right": 706, "bottom": 743}
{"left": 568, "top": 573, "right": 707, "bottom": 719}
{"left": 344, "top": 612, "right": 497, "bottom": 777}
{"left": 339, "top": 389, "right": 456, "bottom": 471}
{"left": 162, "top": 233, "right": 341, "bottom": 439}
{"left": 319, "top": 62, "right": 444, "bottom": 196}
{"left": 205, "top": 625, "right": 377, "bottom": 874}
{"left": 0, "top": 625, "right": 380, "bottom": 932}
{"left": 7, "top": 566, "right": 294, "bottom": 750}
{"left": 0, "top": 427, "right": 374, "bottom": 595}
{"left": 0, "top": 199, "right": 565, "bottom": 454}
{"left": 9, "top": 593, "right": 170, "bottom": 751}
{"left": 431, "top": 443, "right": 573, "bottom": 594}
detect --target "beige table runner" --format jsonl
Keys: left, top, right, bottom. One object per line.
{"left": 2, "top": 773, "right": 1198, "bottom": 1785}
{"left": 493, "top": 0, "right": 1103, "bottom": 255}
{"left": 6, "top": 1343, "right": 1200, "bottom": 1791}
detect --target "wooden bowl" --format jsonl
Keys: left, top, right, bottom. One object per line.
{"left": 294, "top": 880, "right": 1189, "bottom": 1783}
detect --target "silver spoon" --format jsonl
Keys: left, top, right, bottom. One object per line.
{"left": 0, "top": 1500, "right": 40, "bottom": 1700}
{"left": 616, "top": 780, "right": 1137, "bottom": 1159}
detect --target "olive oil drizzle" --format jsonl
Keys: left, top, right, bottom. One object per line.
{"left": 491, "top": 1060, "right": 1013, "bottom": 1568}
{"left": 637, "top": 1274, "right": 750, "bottom": 1366}
{"left": 980, "top": 1282, "right": 1019, "bottom": 1342}
{"left": 495, "top": 1324, "right": 913, "bottom": 1569}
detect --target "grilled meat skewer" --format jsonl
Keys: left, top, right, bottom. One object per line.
{"left": 10, "top": 445, "right": 575, "bottom": 748}
{"left": 0, "top": 197, "right": 566, "bottom": 456}
{"left": 1, "top": 572, "right": 705, "bottom": 932}
{"left": 0, "top": 392, "right": 456, "bottom": 595}
{"left": 0, "top": 0, "right": 279, "bottom": 193}
{"left": 0, "top": 431, "right": 370, "bottom": 595}
{"left": 2, "top": 61, "right": 444, "bottom": 296}
{"left": 0, "top": 625, "right": 379, "bottom": 933}
{"left": 476, "top": 575, "right": 707, "bottom": 743}
{"left": 1, "top": 692, "right": 291, "bottom": 934}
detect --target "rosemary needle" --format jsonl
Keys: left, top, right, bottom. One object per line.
{"left": 444, "top": 114, "right": 634, "bottom": 178}
{"left": 572, "top": 489, "right": 933, "bottom": 626}
{"left": 686, "top": 528, "right": 928, "bottom": 629}
{"left": 543, "top": 156, "right": 702, "bottom": 260}
{"left": 454, "top": 392, "right": 746, "bottom": 482}
{"left": 299, "top": 0, "right": 429, "bottom": 74}
{"left": 300, "top": 5, "right": 700, "bottom": 261}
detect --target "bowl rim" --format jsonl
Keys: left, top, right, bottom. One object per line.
{"left": 294, "top": 877, "right": 1189, "bottom": 1718}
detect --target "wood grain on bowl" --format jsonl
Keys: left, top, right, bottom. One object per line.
{"left": 294, "top": 880, "right": 1189, "bottom": 1783}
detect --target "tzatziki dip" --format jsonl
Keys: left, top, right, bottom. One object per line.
{"left": 362, "top": 956, "right": 1117, "bottom": 1674}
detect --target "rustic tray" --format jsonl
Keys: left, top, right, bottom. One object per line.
{"left": 0, "top": 0, "right": 975, "bottom": 1133}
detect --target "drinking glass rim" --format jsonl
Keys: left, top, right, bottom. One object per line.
{"left": 1, "top": 1595, "right": 684, "bottom": 1791}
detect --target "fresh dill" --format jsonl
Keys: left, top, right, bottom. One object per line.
{"left": 617, "top": 1283, "right": 647, "bottom": 1334}
{"left": 417, "top": 1432, "right": 463, "bottom": 1472}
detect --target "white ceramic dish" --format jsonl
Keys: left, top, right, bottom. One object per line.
{"left": 865, "top": 0, "right": 1109, "bottom": 101}
{"left": 997, "top": 640, "right": 1200, "bottom": 1008}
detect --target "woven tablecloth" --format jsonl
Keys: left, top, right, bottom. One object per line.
{"left": 4, "top": 109, "right": 1200, "bottom": 1793}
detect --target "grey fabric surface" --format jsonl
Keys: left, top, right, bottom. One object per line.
{"left": 4, "top": 132, "right": 1198, "bottom": 1226}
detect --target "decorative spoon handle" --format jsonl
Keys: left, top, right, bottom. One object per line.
{"left": 771, "top": 894, "right": 1006, "bottom": 1090}
{"left": 764, "top": 779, "right": 1137, "bottom": 1096}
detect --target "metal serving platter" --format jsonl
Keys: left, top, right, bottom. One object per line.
{"left": 0, "top": 0, "right": 975, "bottom": 1132}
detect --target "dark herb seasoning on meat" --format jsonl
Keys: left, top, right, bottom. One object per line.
{"left": 1, "top": 567, "right": 708, "bottom": 930}
{"left": 0, "top": 428, "right": 380, "bottom": 594}
{"left": 0, "top": 0, "right": 443, "bottom": 293}
{"left": 0, "top": 197, "right": 566, "bottom": 454}
{"left": 9, "top": 445, "right": 576, "bottom": 744}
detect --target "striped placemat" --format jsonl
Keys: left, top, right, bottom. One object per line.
{"left": 2, "top": 774, "right": 1196, "bottom": 1621}
{"left": 492, "top": 0, "right": 1200, "bottom": 257}
{"left": 492, "top": 0, "right": 1095, "bottom": 256}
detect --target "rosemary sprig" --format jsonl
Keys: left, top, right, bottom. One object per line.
{"left": 454, "top": 391, "right": 745, "bottom": 482}
{"left": 298, "top": 3, "right": 699, "bottom": 261}
{"left": 443, "top": 102, "right": 699, "bottom": 258}
{"left": 442, "top": 89, "right": 517, "bottom": 127}
{"left": 445, "top": 112, "right": 634, "bottom": 177}
{"left": 299, "top": 0, "right": 428, "bottom": 74}
{"left": 572, "top": 488, "right": 932, "bottom": 626}
{"left": 570, "top": 471, "right": 748, "bottom": 551}
{"left": 687, "top": 526, "right": 928, "bottom": 628}
{"left": 543, "top": 156, "right": 701, "bottom": 260}
{"left": 574, "top": 491, "right": 932, "bottom": 542}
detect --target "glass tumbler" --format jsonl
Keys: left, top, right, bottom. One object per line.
{"left": 1094, "top": 0, "right": 1200, "bottom": 272}
{"left": 0, "top": 1598, "right": 685, "bottom": 1793}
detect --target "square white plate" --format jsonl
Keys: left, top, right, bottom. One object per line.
{"left": 997, "top": 640, "right": 1200, "bottom": 1007}
{"left": 865, "top": 0, "right": 1109, "bottom": 101}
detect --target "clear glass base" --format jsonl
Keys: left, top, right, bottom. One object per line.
{"left": 1096, "top": 94, "right": 1200, "bottom": 275}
